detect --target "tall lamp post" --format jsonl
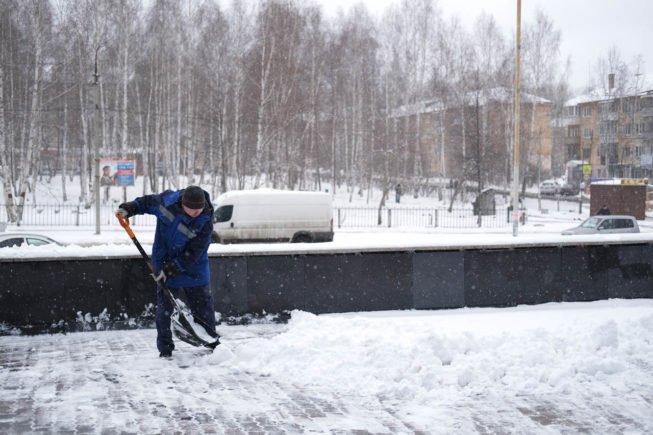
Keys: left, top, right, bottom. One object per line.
{"left": 93, "top": 46, "right": 103, "bottom": 235}
{"left": 511, "top": 0, "right": 522, "bottom": 236}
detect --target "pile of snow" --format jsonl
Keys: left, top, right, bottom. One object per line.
{"left": 203, "top": 300, "right": 653, "bottom": 431}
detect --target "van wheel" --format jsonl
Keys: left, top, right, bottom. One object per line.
{"left": 210, "top": 231, "right": 221, "bottom": 244}
{"left": 292, "top": 233, "right": 313, "bottom": 243}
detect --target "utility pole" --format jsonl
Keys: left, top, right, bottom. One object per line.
{"left": 93, "top": 46, "right": 102, "bottom": 235}
{"left": 511, "top": 0, "right": 522, "bottom": 237}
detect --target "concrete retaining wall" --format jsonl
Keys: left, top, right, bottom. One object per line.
{"left": 2, "top": 242, "right": 652, "bottom": 332}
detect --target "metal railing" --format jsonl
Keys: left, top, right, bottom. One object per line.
{"left": 0, "top": 204, "right": 157, "bottom": 227}
{"left": 1, "top": 204, "right": 511, "bottom": 229}
{"left": 336, "top": 206, "right": 510, "bottom": 228}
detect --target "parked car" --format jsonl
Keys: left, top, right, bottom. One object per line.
{"left": 0, "top": 233, "right": 63, "bottom": 248}
{"left": 539, "top": 181, "right": 559, "bottom": 196}
{"left": 212, "top": 190, "right": 334, "bottom": 243}
{"left": 561, "top": 215, "right": 640, "bottom": 235}
{"left": 558, "top": 183, "right": 577, "bottom": 196}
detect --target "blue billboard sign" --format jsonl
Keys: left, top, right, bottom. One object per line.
{"left": 100, "top": 159, "right": 136, "bottom": 187}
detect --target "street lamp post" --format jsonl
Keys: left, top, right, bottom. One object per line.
{"left": 93, "top": 46, "right": 102, "bottom": 235}
{"left": 511, "top": 0, "right": 522, "bottom": 236}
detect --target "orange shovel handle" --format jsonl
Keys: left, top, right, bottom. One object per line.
{"left": 116, "top": 213, "right": 135, "bottom": 239}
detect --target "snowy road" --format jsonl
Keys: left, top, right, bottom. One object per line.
{"left": 1, "top": 300, "right": 653, "bottom": 434}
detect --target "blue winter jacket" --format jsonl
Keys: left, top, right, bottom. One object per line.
{"left": 132, "top": 189, "right": 213, "bottom": 288}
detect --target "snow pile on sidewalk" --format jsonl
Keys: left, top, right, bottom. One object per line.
{"left": 207, "top": 300, "right": 653, "bottom": 432}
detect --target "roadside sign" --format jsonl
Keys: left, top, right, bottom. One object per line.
{"left": 99, "top": 159, "right": 136, "bottom": 186}
{"left": 582, "top": 164, "right": 592, "bottom": 175}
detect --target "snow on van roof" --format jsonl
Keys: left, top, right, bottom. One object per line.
{"left": 219, "top": 189, "right": 328, "bottom": 196}
{"left": 216, "top": 189, "right": 331, "bottom": 204}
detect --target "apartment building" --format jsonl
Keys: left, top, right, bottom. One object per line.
{"left": 559, "top": 74, "right": 653, "bottom": 180}
{"left": 391, "top": 87, "right": 553, "bottom": 186}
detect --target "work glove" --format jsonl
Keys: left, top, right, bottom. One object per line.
{"left": 117, "top": 201, "right": 138, "bottom": 219}
{"left": 153, "top": 259, "right": 181, "bottom": 283}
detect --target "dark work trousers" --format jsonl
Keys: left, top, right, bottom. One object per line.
{"left": 155, "top": 283, "right": 216, "bottom": 353}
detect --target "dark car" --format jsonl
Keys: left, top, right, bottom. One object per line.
{"left": 558, "top": 183, "right": 577, "bottom": 196}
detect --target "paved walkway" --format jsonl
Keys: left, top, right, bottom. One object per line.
{"left": 1, "top": 328, "right": 652, "bottom": 434}
{"left": 0, "top": 329, "right": 427, "bottom": 434}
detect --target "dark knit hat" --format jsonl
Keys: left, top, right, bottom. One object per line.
{"left": 182, "top": 186, "right": 206, "bottom": 209}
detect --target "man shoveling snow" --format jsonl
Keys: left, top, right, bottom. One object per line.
{"left": 118, "top": 186, "right": 219, "bottom": 357}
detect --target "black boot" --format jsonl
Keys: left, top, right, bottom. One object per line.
{"left": 159, "top": 350, "right": 173, "bottom": 358}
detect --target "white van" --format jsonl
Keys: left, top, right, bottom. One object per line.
{"left": 212, "top": 190, "right": 334, "bottom": 243}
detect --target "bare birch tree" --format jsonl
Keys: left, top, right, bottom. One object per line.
{"left": 522, "top": 9, "right": 563, "bottom": 187}
{"left": 16, "top": 1, "right": 51, "bottom": 222}
{"left": 0, "top": 0, "right": 18, "bottom": 220}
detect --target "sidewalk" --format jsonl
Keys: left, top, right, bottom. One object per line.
{"left": 1, "top": 309, "right": 652, "bottom": 434}
{"left": 0, "top": 328, "right": 424, "bottom": 434}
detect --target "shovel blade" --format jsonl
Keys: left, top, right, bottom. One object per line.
{"left": 171, "top": 310, "right": 220, "bottom": 350}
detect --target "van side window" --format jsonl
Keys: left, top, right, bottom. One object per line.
{"left": 0, "top": 238, "right": 24, "bottom": 248}
{"left": 214, "top": 205, "right": 233, "bottom": 223}
{"left": 617, "top": 219, "right": 634, "bottom": 228}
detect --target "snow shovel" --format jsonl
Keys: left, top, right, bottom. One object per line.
{"left": 116, "top": 213, "right": 220, "bottom": 350}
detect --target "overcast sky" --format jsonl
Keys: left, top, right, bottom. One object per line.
{"left": 317, "top": 0, "right": 653, "bottom": 92}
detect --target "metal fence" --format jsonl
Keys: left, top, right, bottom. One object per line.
{"left": 0, "top": 204, "right": 157, "bottom": 227}
{"left": 335, "top": 207, "right": 510, "bottom": 229}
{"left": 1, "top": 204, "right": 511, "bottom": 229}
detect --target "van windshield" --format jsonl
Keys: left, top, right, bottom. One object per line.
{"left": 580, "top": 217, "right": 601, "bottom": 228}
{"left": 214, "top": 205, "right": 233, "bottom": 223}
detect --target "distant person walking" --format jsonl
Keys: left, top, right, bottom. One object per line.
{"left": 395, "top": 183, "right": 403, "bottom": 203}
{"left": 100, "top": 165, "right": 115, "bottom": 202}
{"left": 597, "top": 204, "right": 611, "bottom": 215}
{"left": 117, "top": 186, "right": 216, "bottom": 358}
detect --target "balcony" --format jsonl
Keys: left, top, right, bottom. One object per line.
{"left": 600, "top": 112, "right": 619, "bottom": 121}
{"left": 599, "top": 134, "right": 618, "bottom": 143}
{"left": 561, "top": 116, "right": 580, "bottom": 127}
{"left": 564, "top": 136, "right": 580, "bottom": 146}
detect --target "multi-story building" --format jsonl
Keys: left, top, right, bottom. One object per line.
{"left": 558, "top": 74, "right": 653, "bottom": 180}
{"left": 391, "top": 87, "right": 553, "bottom": 186}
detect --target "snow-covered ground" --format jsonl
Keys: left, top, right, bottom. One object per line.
{"left": 2, "top": 176, "right": 653, "bottom": 432}
{"left": 1, "top": 300, "right": 652, "bottom": 433}
{"left": 3, "top": 181, "right": 653, "bottom": 259}
{"left": 4, "top": 175, "right": 653, "bottom": 253}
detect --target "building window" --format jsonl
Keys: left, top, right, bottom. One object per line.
{"left": 583, "top": 127, "right": 593, "bottom": 139}
{"left": 623, "top": 146, "right": 631, "bottom": 157}
{"left": 582, "top": 105, "right": 592, "bottom": 117}
{"left": 622, "top": 99, "right": 631, "bottom": 113}
{"left": 636, "top": 123, "right": 642, "bottom": 135}
{"left": 566, "top": 106, "right": 580, "bottom": 117}
{"left": 641, "top": 97, "right": 653, "bottom": 110}
{"left": 568, "top": 126, "right": 579, "bottom": 137}
{"left": 623, "top": 123, "right": 633, "bottom": 136}
{"left": 582, "top": 148, "right": 591, "bottom": 159}
{"left": 635, "top": 145, "right": 642, "bottom": 157}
